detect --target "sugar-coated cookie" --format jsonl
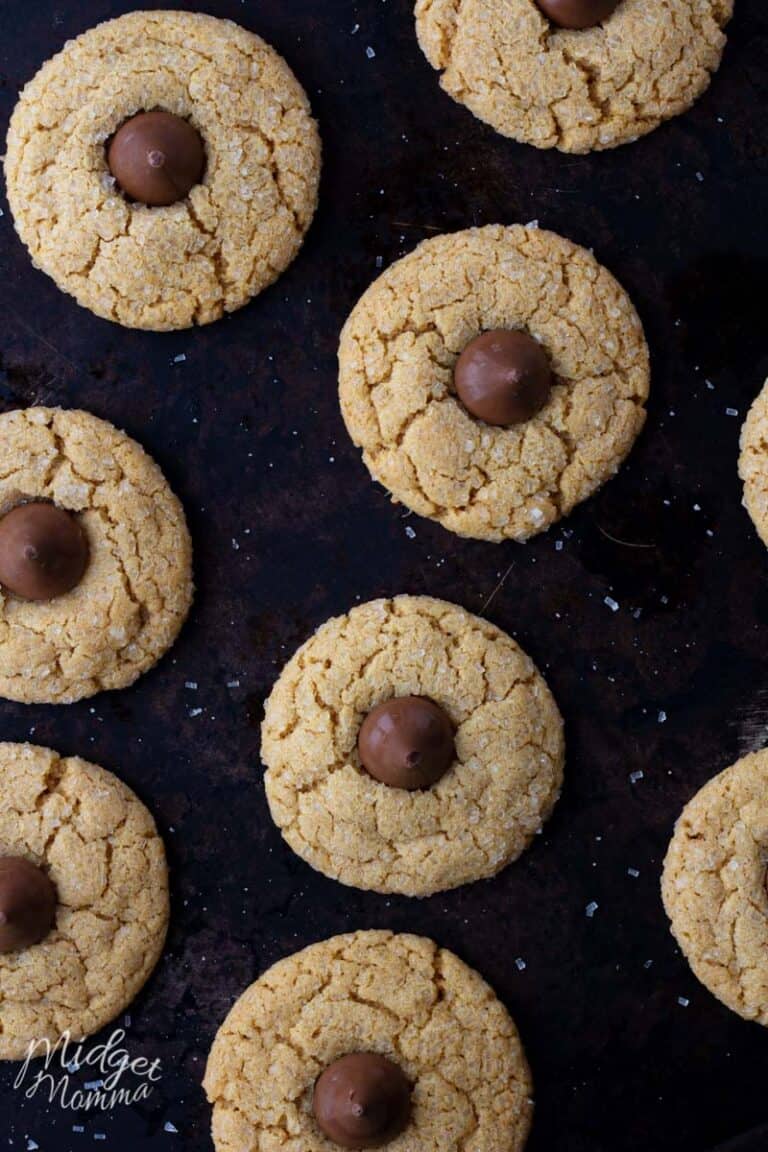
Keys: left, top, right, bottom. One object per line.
{"left": 339, "top": 225, "right": 649, "bottom": 542}
{"left": 5, "top": 11, "right": 321, "bottom": 330}
{"left": 0, "top": 743, "right": 169, "bottom": 1060}
{"left": 204, "top": 930, "right": 533, "bottom": 1151}
{"left": 415, "top": 0, "right": 733, "bottom": 152}
{"left": 739, "top": 379, "right": 768, "bottom": 547}
{"left": 0, "top": 407, "right": 193, "bottom": 704}
{"left": 262, "top": 595, "right": 564, "bottom": 897}
{"left": 662, "top": 749, "right": 768, "bottom": 1025}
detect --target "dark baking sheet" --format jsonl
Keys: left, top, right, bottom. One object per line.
{"left": 0, "top": 1, "right": 767, "bottom": 1149}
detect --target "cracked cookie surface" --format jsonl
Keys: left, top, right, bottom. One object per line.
{"left": 262, "top": 596, "right": 564, "bottom": 897}
{"left": 339, "top": 225, "right": 649, "bottom": 542}
{"left": 4, "top": 10, "right": 321, "bottom": 330}
{"left": 204, "top": 929, "right": 533, "bottom": 1152}
{"left": 414, "top": 0, "right": 733, "bottom": 152}
{"left": 0, "top": 742, "right": 169, "bottom": 1060}
{"left": 738, "top": 379, "right": 768, "bottom": 547}
{"left": 0, "top": 407, "right": 193, "bottom": 704}
{"left": 662, "top": 750, "right": 768, "bottom": 1025}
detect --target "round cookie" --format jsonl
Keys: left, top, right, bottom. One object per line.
{"left": 661, "top": 750, "right": 768, "bottom": 1025}
{"left": 203, "top": 930, "right": 533, "bottom": 1152}
{"left": 0, "top": 742, "right": 169, "bottom": 1060}
{"left": 339, "top": 224, "right": 649, "bottom": 542}
{"left": 262, "top": 595, "right": 564, "bottom": 897}
{"left": 0, "top": 407, "right": 193, "bottom": 704}
{"left": 4, "top": 10, "right": 321, "bottom": 331}
{"left": 738, "top": 379, "right": 768, "bottom": 547}
{"left": 414, "top": 0, "right": 733, "bottom": 153}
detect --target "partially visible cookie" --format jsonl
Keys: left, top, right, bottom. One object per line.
{"left": 738, "top": 379, "right": 768, "bottom": 546}
{"left": 661, "top": 750, "right": 768, "bottom": 1025}
{"left": 262, "top": 595, "right": 564, "bottom": 897}
{"left": 203, "top": 930, "right": 533, "bottom": 1152}
{"left": 339, "top": 224, "right": 649, "bottom": 542}
{"left": 5, "top": 10, "right": 321, "bottom": 330}
{"left": 0, "top": 407, "right": 193, "bottom": 704}
{"left": 0, "top": 742, "right": 169, "bottom": 1060}
{"left": 414, "top": 0, "right": 733, "bottom": 153}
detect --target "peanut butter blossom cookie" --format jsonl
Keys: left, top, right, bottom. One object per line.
{"left": 662, "top": 750, "right": 768, "bottom": 1025}
{"left": 0, "top": 742, "right": 169, "bottom": 1060}
{"left": 203, "top": 930, "right": 533, "bottom": 1151}
{"left": 339, "top": 225, "right": 649, "bottom": 542}
{"left": 414, "top": 0, "right": 733, "bottom": 152}
{"left": 0, "top": 407, "right": 193, "bottom": 704}
{"left": 738, "top": 379, "right": 768, "bottom": 547}
{"left": 262, "top": 595, "right": 564, "bottom": 897}
{"left": 4, "top": 10, "right": 321, "bottom": 330}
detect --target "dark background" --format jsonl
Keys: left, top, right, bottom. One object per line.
{"left": 0, "top": 1, "right": 767, "bottom": 1149}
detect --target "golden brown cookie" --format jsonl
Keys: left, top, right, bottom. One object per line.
{"left": 415, "top": 0, "right": 733, "bottom": 153}
{"left": 0, "top": 742, "right": 169, "bottom": 1060}
{"left": 339, "top": 225, "right": 649, "bottom": 542}
{"left": 262, "top": 595, "right": 564, "bottom": 897}
{"left": 738, "top": 379, "right": 768, "bottom": 547}
{"left": 0, "top": 407, "right": 193, "bottom": 704}
{"left": 661, "top": 749, "right": 768, "bottom": 1025}
{"left": 4, "top": 10, "right": 321, "bottom": 330}
{"left": 203, "top": 930, "right": 533, "bottom": 1152}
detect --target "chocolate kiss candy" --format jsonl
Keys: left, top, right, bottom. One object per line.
{"left": 313, "top": 1052, "right": 412, "bottom": 1149}
{"left": 0, "top": 856, "right": 57, "bottom": 953}
{"left": 0, "top": 502, "right": 89, "bottom": 600}
{"left": 358, "top": 696, "right": 455, "bottom": 790}
{"left": 536, "top": 0, "right": 621, "bottom": 31}
{"left": 108, "top": 111, "right": 205, "bottom": 206}
{"left": 454, "top": 329, "right": 552, "bottom": 427}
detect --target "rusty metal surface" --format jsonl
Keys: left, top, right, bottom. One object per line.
{"left": 0, "top": 1, "right": 766, "bottom": 1148}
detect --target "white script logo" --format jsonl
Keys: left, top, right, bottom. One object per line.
{"left": 14, "top": 1029, "right": 162, "bottom": 1111}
